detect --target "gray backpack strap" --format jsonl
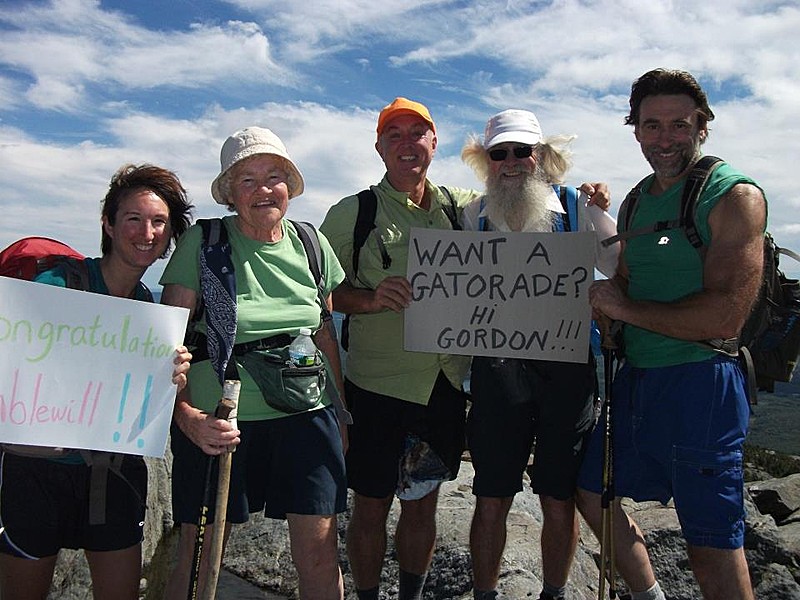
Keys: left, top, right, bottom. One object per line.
{"left": 601, "top": 157, "right": 724, "bottom": 249}
{"left": 601, "top": 175, "right": 656, "bottom": 248}
{"left": 82, "top": 451, "right": 128, "bottom": 526}
{"left": 290, "top": 220, "right": 331, "bottom": 323}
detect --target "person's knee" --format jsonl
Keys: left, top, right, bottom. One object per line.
{"left": 687, "top": 545, "right": 752, "bottom": 598}
{"left": 351, "top": 494, "right": 394, "bottom": 525}
{"left": 540, "top": 494, "right": 575, "bottom": 513}
{"left": 539, "top": 495, "right": 578, "bottom": 529}
{"left": 294, "top": 543, "right": 339, "bottom": 575}
{"left": 399, "top": 488, "right": 440, "bottom": 522}
{"left": 473, "top": 496, "right": 513, "bottom": 526}
{"left": 575, "top": 488, "right": 600, "bottom": 520}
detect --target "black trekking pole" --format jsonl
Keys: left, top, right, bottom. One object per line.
{"left": 598, "top": 316, "right": 618, "bottom": 600}
{"left": 187, "top": 381, "right": 241, "bottom": 600}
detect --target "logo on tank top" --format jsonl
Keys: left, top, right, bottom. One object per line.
{"left": 658, "top": 236, "right": 670, "bottom": 245}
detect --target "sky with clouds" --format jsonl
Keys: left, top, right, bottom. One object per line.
{"left": 1, "top": 0, "right": 799, "bottom": 289}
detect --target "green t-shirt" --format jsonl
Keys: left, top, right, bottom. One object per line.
{"left": 160, "top": 217, "right": 345, "bottom": 420}
{"left": 622, "top": 161, "right": 764, "bottom": 367}
{"left": 320, "top": 176, "right": 479, "bottom": 404}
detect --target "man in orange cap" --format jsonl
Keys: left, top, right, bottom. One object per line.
{"left": 321, "top": 97, "right": 479, "bottom": 600}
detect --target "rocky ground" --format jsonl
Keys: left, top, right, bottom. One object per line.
{"left": 46, "top": 455, "right": 800, "bottom": 599}
{"left": 217, "top": 461, "right": 800, "bottom": 600}
{"left": 43, "top": 378, "right": 800, "bottom": 599}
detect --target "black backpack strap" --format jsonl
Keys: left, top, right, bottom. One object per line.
{"left": 558, "top": 186, "right": 571, "bottom": 232}
{"left": 290, "top": 220, "right": 332, "bottom": 323}
{"left": 353, "top": 189, "right": 381, "bottom": 280}
{"left": 681, "top": 155, "right": 724, "bottom": 249}
{"left": 554, "top": 185, "right": 580, "bottom": 233}
{"left": 185, "top": 219, "right": 227, "bottom": 350}
{"left": 438, "top": 186, "right": 462, "bottom": 231}
{"left": 58, "top": 256, "right": 90, "bottom": 291}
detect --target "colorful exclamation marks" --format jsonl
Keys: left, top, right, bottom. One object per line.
{"left": 113, "top": 373, "right": 131, "bottom": 443}
{"left": 136, "top": 375, "right": 153, "bottom": 449}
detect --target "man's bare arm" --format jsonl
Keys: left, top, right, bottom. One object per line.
{"left": 331, "top": 277, "right": 412, "bottom": 315}
{"left": 589, "top": 183, "right": 766, "bottom": 341}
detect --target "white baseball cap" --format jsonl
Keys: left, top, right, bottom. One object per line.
{"left": 483, "top": 109, "right": 543, "bottom": 149}
{"left": 211, "top": 126, "right": 305, "bottom": 204}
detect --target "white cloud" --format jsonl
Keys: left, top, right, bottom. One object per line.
{"left": 1, "top": 0, "right": 799, "bottom": 285}
{"left": 0, "top": 1, "right": 295, "bottom": 113}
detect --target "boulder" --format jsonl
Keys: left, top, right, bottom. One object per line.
{"left": 749, "top": 473, "right": 800, "bottom": 523}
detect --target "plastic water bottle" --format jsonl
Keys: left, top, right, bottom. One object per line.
{"left": 288, "top": 327, "right": 317, "bottom": 367}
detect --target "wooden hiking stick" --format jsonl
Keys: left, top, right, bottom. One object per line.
{"left": 201, "top": 379, "right": 242, "bottom": 600}
{"left": 597, "top": 315, "right": 618, "bottom": 600}
{"left": 187, "top": 380, "right": 240, "bottom": 600}
{"left": 201, "top": 379, "right": 240, "bottom": 600}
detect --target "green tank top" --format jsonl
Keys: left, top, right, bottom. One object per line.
{"left": 622, "top": 161, "right": 760, "bottom": 368}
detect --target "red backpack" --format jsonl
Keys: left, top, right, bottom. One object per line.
{"left": 0, "top": 236, "right": 87, "bottom": 287}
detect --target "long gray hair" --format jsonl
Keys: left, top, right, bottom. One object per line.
{"left": 461, "top": 134, "right": 576, "bottom": 184}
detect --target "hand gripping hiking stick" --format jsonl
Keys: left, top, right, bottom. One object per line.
{"left": 598, "top": 317, "right": 618, "bottom": 600}
{"left": 187, "top": 380, "right": 241, "bottom": 600}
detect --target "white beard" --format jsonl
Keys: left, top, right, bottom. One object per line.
{"left": 485, "top": 171, "right": 555, "bottom": 232}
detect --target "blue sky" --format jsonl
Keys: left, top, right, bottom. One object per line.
{"left": 1, "top": 0, "right": 799, "bottom": 289}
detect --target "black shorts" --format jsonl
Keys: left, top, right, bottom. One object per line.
{"left": 467, "top": 356, "right": 597, "bottom": 500}
{"left": 345, "top": 372, "right": 468, "bottom": 498}
{"left": 0, "top": 452, "right": 146, "bottom": 558}
{"left": 171, "top": 405, "right": 347, "bottom": 523}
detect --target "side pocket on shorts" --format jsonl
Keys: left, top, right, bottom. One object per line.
{"left": 672, "top": 445, "right": 745, "bottom": 546}
{"left": 483, "top": 358, "right": 529, "bottom": 406}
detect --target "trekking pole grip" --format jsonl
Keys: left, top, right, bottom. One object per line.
{"left": 598, "top": 313, "right": 618, "bottom": 351}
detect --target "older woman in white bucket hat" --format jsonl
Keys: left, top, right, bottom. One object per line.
{"left": 161, "top": 127, "right": 348, "bottom": 600}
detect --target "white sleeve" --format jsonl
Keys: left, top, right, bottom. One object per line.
{"left": 460, "top": 197, "right": 483, "bottom": 231}
{"left": 578, "top": 191, "right": 620, "bottom": 278}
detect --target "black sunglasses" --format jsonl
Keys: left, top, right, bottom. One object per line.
{"left": 488, "top": 145, "right": 534, "bottom": 161}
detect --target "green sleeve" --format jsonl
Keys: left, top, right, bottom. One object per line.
{"left": 159, "top": 223, "right": 203, "bottom": 291}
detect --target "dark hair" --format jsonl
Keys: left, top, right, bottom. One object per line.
{"left": 626, "top": 68, "right": 715, "bottom": 128}
{"left": 100, "top": 164, "right": 194, "bottom": 257}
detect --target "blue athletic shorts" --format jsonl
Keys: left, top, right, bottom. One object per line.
{"left": 577, "top": 355, "right": 750, "bottom": 549}
{"left": 0, "top": 452, "right": 146, "bottom": 558}
{"left": 345, "top": 372, "right": 468, "bottom": 498}
{"left": 467, "top": 356, "right": 597, "bottom": 500}
{"left": 171, "top": 405, "right": 346, "bottom": 523}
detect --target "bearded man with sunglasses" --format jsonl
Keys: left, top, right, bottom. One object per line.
{"left": 460, "top": 109, "right": 619, "bottom": 600}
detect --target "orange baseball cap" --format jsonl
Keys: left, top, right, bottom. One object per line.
{"left": 376, "top": 97, "right": 436, "bottom": 137}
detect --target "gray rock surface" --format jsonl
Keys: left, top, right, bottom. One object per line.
{"left": 46, "top": 457, "right": 800, "bottom": 599}
{"left": 215, "top": 461, "right": 800, "bottom": 600}
{"left": 749, "top": 473, "right": 800, "bottom": 523}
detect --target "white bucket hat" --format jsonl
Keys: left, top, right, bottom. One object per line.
{"left": 483, "top": 109, "right": 543, "bottom": 149}
{"left": 210, "top": 126, "right": 305, "bottom": 204}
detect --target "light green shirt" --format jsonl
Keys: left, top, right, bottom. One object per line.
{"left": 320, "top": 176, "right": 479, "bottom": 404}
{"left": 160, "top": 217, "right": 345, "bottom": 420}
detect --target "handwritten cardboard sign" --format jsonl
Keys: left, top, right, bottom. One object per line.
{"left": 0, "top": 277, "right": 189, "bottom": 457}
{"left": 404, "top": 228, "right": 595, "bottom": 362}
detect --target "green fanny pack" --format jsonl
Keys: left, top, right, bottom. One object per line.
{"left": 239, "top": 346, "right": 327, "bottom": 413}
